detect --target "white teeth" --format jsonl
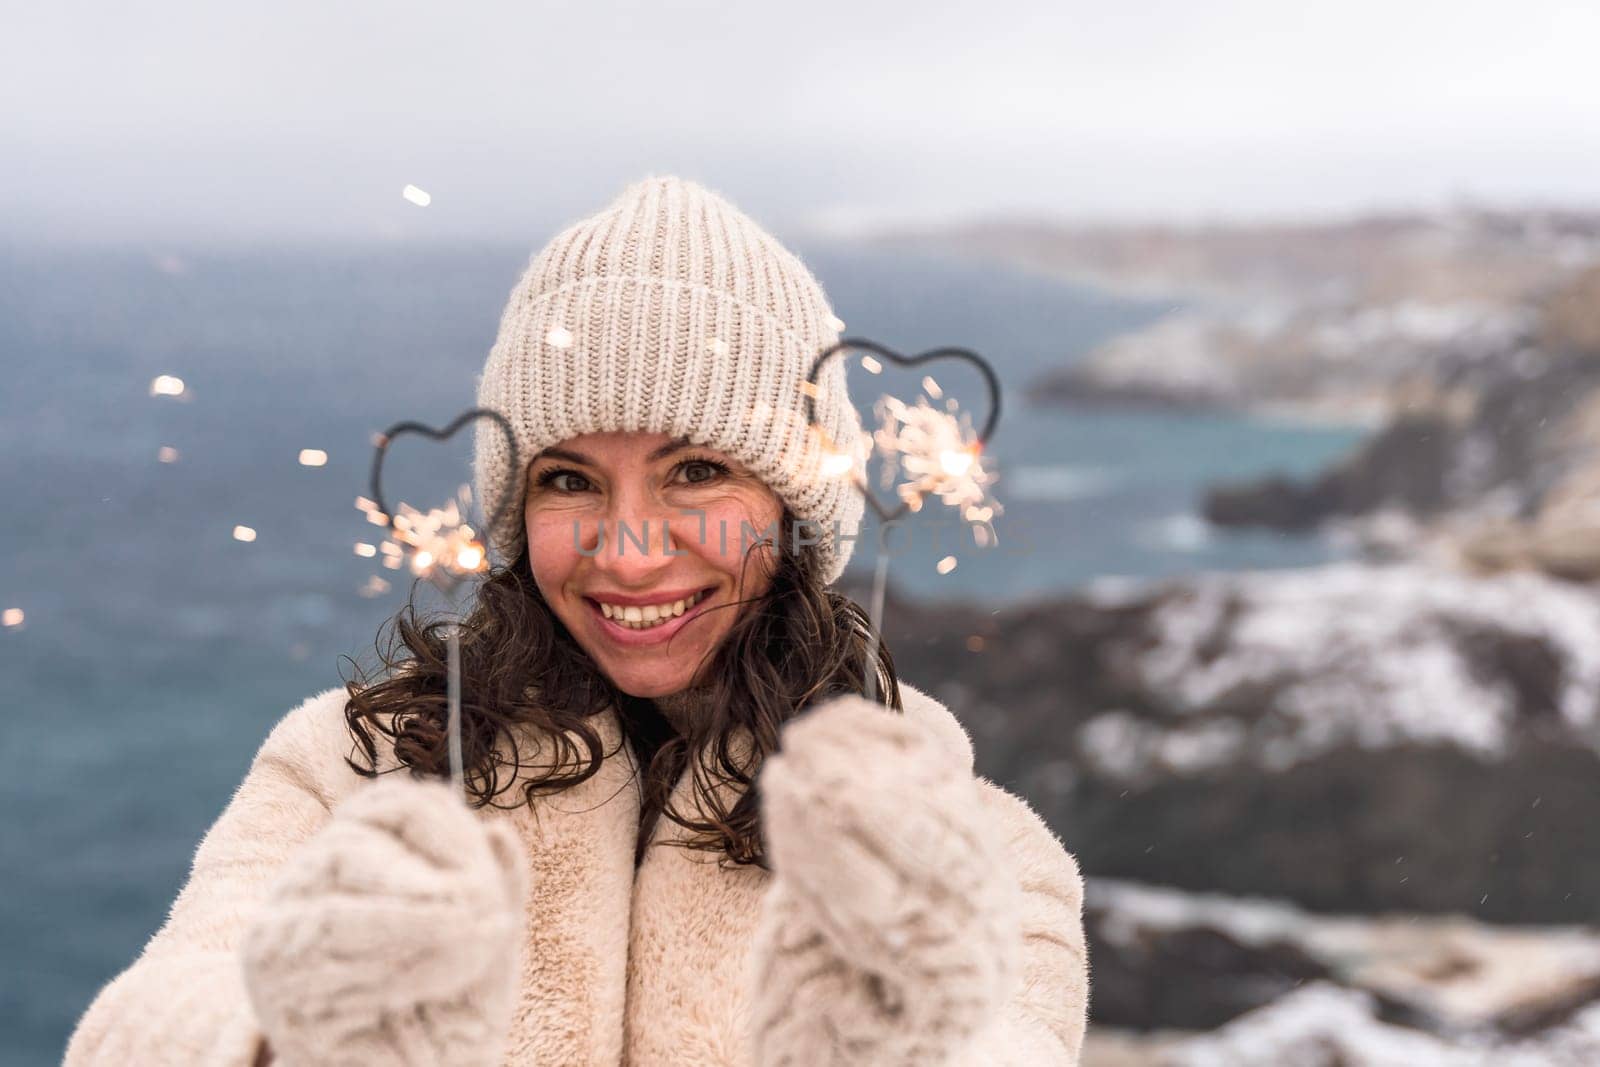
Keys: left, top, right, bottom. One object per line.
{"left": 597, "top": 589, "right": 708, "bottom": 630}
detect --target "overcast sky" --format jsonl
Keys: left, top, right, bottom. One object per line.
{"left": 6, "top": 0, "right": 1598, "bottom": 243}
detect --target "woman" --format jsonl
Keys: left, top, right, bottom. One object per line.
{"left": 64, "top": 175, "right": 1089, "bottom": 1066}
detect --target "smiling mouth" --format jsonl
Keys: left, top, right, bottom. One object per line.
{"left": 584, "top": 587, "right": 715, "bottom": 632}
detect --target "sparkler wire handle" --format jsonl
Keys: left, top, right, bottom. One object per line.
{"left": 862, "top": 551, "right": 892, "bottom": 706}
{"left": 367, "top": 407, "right": 521, "bottom": 550}
{"left": 803, "top": 337, "right": 1002, "bottom": 450}
{"left": 446, "top": 620, "right": 464, "bottom": 795}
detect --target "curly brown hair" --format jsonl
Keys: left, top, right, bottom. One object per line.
{"left": 337, "top": 504, "right": 900, "bottom": 871}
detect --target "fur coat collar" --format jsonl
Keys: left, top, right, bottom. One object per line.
{"left": 491, "top": 679, "right": 988, "bottom": 1062}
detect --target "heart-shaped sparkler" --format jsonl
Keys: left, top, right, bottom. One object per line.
{"left": 357, "top": 406, "right": 519, "bottom": 796}
{"left": 363, "top": 407, "right": 519, "bottom": 597}
{"left": 804, "top": 337, "right": 1002, "bottom": 524}
{"left": 802, "top": 336, "right": 1005, "bottom": 704}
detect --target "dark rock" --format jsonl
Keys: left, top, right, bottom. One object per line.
{"left": 1440, "top": 616, "right": 1566, "bottom": 722}
{"left": 1202, "top": 414, "right": 1458, "bottom": 530}
{"left": 1084, "top": 877, "right": 1600, "bottom": 1045}
{"left": 1025, "top": 372, "right": 1233, "bottom": 414}
{"left": 1202, "top": 474, "right": 1339, "bottom": 531}
{"left": 863, "top": 566, "right": 1600, "bottom": 924}
{"left": 1085, "top": 914, "right": 1333, "bottom": 1031}
{"left": 1203, "top": 338, "right": 1600, "bottom": 534}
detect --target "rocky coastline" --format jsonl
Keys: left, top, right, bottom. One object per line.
{"left": 851, "top": 209, "right": 1600, "bottom": 1062}
{"left": 876, "top": 209, "right": 1600, "bottom": 581}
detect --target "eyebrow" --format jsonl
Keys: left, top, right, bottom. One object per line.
{"left": 531, "top": 436, "right": 696, "bottom": 468}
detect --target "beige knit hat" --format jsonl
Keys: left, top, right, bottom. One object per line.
{"left": 473, "top": 174, "right": 865, "bottom": 584}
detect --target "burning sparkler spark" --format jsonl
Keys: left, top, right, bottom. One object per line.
{"left": 149, "top": 375, "right": 186, "bottom": 398}
{"left": 353, "top": 484, "right": 489, "bottom": 596}
{"left": 820, "top": 451, "right": 855, "bottom": 478}
{"left": 871, "top": 391, "right": 1001, "bottom": 544}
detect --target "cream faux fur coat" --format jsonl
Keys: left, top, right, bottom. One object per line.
{"left": 63, "top": 682, "right": 1089, "bottom": 1065}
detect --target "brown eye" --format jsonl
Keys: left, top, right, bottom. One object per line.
{"left": 554, "top": 472, "right": 592, "bottom": 492}
{"left": 679, "top": 458, "right": 730, "bottom": 484}
{"left": 534, "top": 467, "right": 593, "bottom": 493}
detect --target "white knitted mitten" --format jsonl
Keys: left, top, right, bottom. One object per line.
{"left": 751, "top": 694, "right": 1023, "bottom": 1066}
{"left": 242, "top": 773, "right": 528, "bottom": 1067}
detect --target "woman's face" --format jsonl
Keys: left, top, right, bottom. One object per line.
{"left": 523, "top": 431, "right": 783, "bottom": 699}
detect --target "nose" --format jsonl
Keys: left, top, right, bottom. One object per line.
{"left": 584, "top": 489, "right": 685, "bottom": 585}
